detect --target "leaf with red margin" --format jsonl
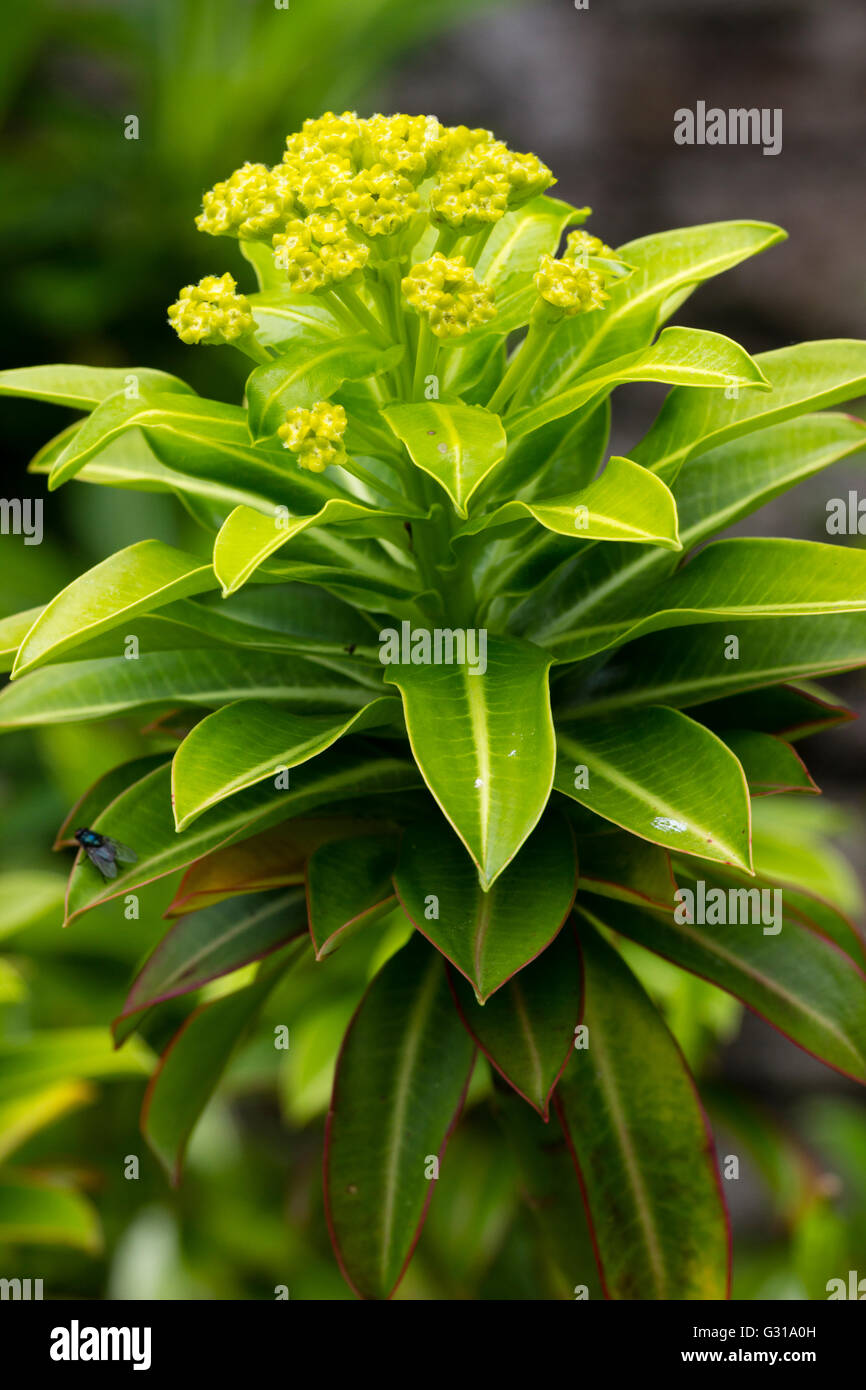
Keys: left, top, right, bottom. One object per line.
{"left": 64, "top": 748, "right": 418, "bottom": 924}
{"left": 718, "top": 730, "right": 818, "bottom": 796}
{"left": 584, "top": 886, "right": 866, "bottom": 1084}
{"left": 576, "top": 828, "right": 677, "bottom": 911}
{"left": 492, "top": 1077, "right": 603, "bottom": 1300}
{"left": 687, "top": 681, "right": 854, "bottom": 742}
{"left": 393, "top": 810, "right": 577, "bottom": 1002}
{"left": 447, "top": 923, "right": 582, "bottom": 1118}
{"left": 556, "top": 915, "right": 730, "bottom": 1299}
{"left": 142, "top": 939, "right": 306, "bottom": 1184}
{"left": 306, "top": 834, "right": 397, "bottom": 959}
{"left": 781, "top": 886, "right": 866, "bottom": 970}
{"left": 164, "top": 816, "right": 376, "bottom": 916}
{"left": 114, "top": 889, "right": 308, "bottom": 1041}
{"left": 324, "top": 933, "right": 475, "bottom": 1300}
{"left": 673, "top": 861, "right": 866, "bottom": 970}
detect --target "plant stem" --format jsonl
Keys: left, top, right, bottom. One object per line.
{"left": 332, "top": 284, "right": 391, "bottom": 346}
{"left": 486, "top": 321, "right": 548, "bottom": 414}
{"left": 342, "top": 459, "right": 410, "bottom": 510}
{"left": 411, "top": 320, "right": 438, "bottom": 401}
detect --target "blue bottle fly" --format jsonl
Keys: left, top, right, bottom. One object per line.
{"left": 74, "top": 828, "right": 138, "bottom": 879}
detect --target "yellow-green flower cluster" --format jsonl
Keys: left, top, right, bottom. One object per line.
{"left": 330, "top": 165, "right": 420, "bottom": 239}
{"left": 278, "top": 401, "right": 348, "bottom": 473}
{"left": 361, "top": 113, "right": 445, "bottom": 179}
{"left": 195, "top": 113, "right": 554, "bottom": 290}
{"left": 430, "top": 127, "right": 555, "bottom": 232}
{"left": 195, "top": 162, "right": 296, "bottom": 241}
{"left": 534, "top": 229, "right": 627, "bottom": 317}
{"left": 167, "top": 273, "right": 256, "bottom": 345}
{"left": 402, "top": 254, "right": 496, "bottom": 339}
{"left": 272, "top": 215, "right": 369, "bottom": 292}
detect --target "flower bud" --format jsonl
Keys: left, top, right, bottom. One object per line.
{"left": 431, "top": 132, "right": 555, "bottom": 230}
{"left": 362, "top": 113, "right": 445, "bottom": 182}
{"left": 332, "top": 164, "right": 420, "bottom": 238}
{"left": 284, "top": 112, "right": 362, "bottom": 164}
{"left": 272, "top": 216, "right": 369, "bottom": 292}
{"left": 196, "top": 163, "right": 296, "bottom": 241}
{"left": 167, "top": 273, "right": 256, "bottom": 345}
{"left": 402, "top": 253, "right": 496, "bottom": 338}
{"left": 534, "top": 255, "right": 609, "bottom": 316}
{"left": 533, "top": 223, "right": 631, "bottom": 318}
{"left": 278, "top": 401, "right": 348, "bottom": 472}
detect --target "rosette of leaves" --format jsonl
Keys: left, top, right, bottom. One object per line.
{"left": 2, "top": 111, "right": 866, "bottom": 1302}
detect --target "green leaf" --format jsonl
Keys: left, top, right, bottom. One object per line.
{"left": 324, "top": 933, "right": 475, "bottom": 1299}
{"left": 115, "top": 889, "right": 308, "bottom": 1033}
{"left": 0, "top": 1177, "right": 101, "bottom": 1253}
{"left": 510, "top": 412, "right": 866, "bottom": 646}
{"left": 633, "top": 339, "right": 866, "bottom": 483}
{"left": 674, "top": 413, "right": 866, "bottom": 549}
{"left": 556, "top": 706, "right": 752, "bottom": 870}
{"left": 689, "top": 682, "right": 854, "bottom": 743}
{"left": 248, "top": 287, "right": 342, "bottom": 348}
{"left": 477, "top": 196, "right": 591, "bottom": 286}
{"left": 142, "top": 942, "right": 304, "bottom": 1184}
{"left": 568, "top": 614, "right": 866, "bottom": 716}
{"left": 171, "top": 695, "right": 401, "bottom": 829}
{"left": 493, "top": 1079, "right": 604, "bottom": 1300}
{"left": 456, "top": 455, "right": 681, "bottom": 548}
{"left": 12, "top": 541, "right": 217, "bottom": 677}
{"left": 307, "top": 834, "right": 397, "bottom": 959}
{"left": 30, "top": 426, "right": 290, "bottom": 517}
{"left": 0, "top": 1081, "right": 95, "bottom": 1163}
{"left": 0, "top": 606, "right": 43, "bottom": 671}
{"left": 381, "top": 401, "right": 507, "bottom": 515}
{"left": 577, "top": 831, "right": 677, "bottom": 912}
{"left": 487, "top": 397, "right": 612, "bottom": 510}
{"left": 449, "top": 922, "right": 582, "bottom": 1115}
{"left": 384, "top": 634, "right": 555, "bottom": 888}
{"left": 194, "top": 582, "right": 377, "bottom": 655}
{"left": 47, "top": 389, "right": 337, "bottom": 512}
{"left": 507, "top": 326, "right": 769, "bottom": 441}
{"left": 556, "top": 916, "right": 730, "bottom": 1298}
{"left": 0, "top": 871, "right": 66, "bottom": 942}
{"left": 585, "top": 885, "right": 866, "bottom": 1084}
{"left": 0, "top": 1028, "right": 151, "bottom": 1104}
{"left": 167, "top": 817, "right": 377, "bottom": 915}
{"left": 246, "top": 336, "right": 403, "bottom": 440}
{"left": 394, "top": 812, "right": 576, "bottom": 1001}
{"left": 532, "top": 538, "right": 866, "bottom": 660}
{"left": 0, "top": 363, "right": 194, "bottom": 409}
{"left": 212, "top": 496, "right": 420, "bottom": 596}
{"left": 0, "top": 648, "right": 376, "bottom": 729}
{"left": 687, "top": 863, "right": 865, "bottom": 969}
{"left": 54, "top": 754, "right": 170, "bottom": 847}
{"left": 534, "top": 219, "right": 786, "bottom": 395}
{"left": 719, "top": 731, "right": 817, "bottom": 796}
{"left": 64, "top": 750, "right": 420, "bottom": 925}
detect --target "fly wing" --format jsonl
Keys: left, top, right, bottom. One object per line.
{"left": 86, "top": 844, "right": 117, "bottom": 879}
{"left": 104, "top": 838, "right": 138, "bottom": 865}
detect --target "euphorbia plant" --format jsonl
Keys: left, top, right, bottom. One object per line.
{"left": 2, "top": 111, "right": 866, "bottom": 1301}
